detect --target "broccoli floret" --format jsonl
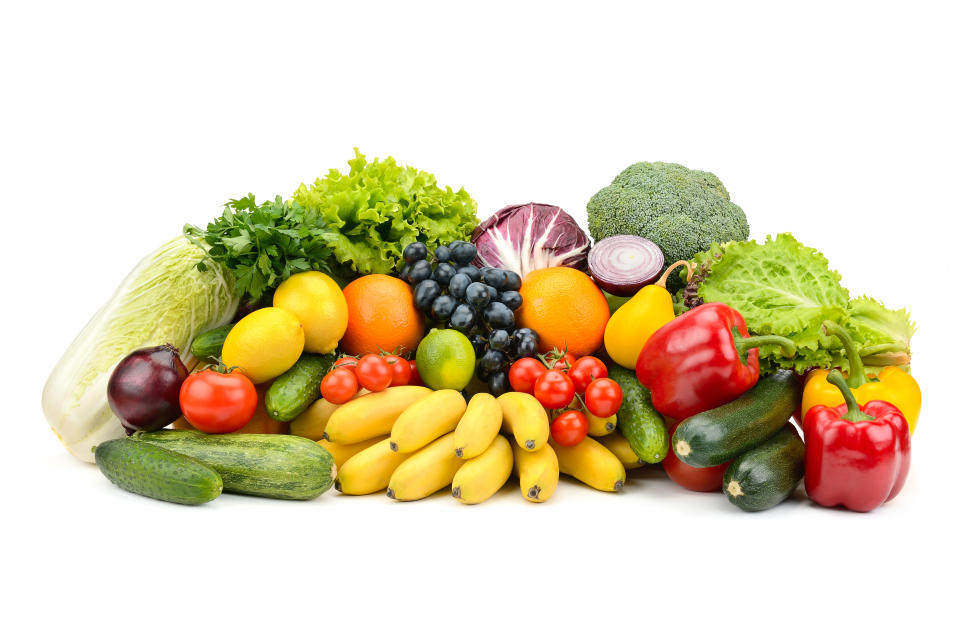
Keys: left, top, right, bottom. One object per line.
{"left": 587, "top": 162, "right": 749, "bottom": 290}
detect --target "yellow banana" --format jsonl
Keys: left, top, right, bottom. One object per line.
{"left": 453, "top": 393, "right": 503, "bottom": 459}
{"left": 324, "top": 386, "right": 432, "bottom": 444}
{"left": 552, "top": 436, "right": 625, "bottom": 492}
{"left": 586, "top": 410, "right": 617, "bottom": 438}
{"left": 390, "top": 389, "right": 467, "bottom": 453}
{"left": 387, "top": 433, "right": 463, "bottom": 501}
{"left": 511, "top": 440, "right": 559, "bottom": 503}
{"left": 290, "top": 389, "right": 369, "bottom": 440}
{"left": 316, "top": 436, "right": 386, "bottom": 469}
{"left": 598, "top": 431, "right": 644, "bottom": 470}
{"left": 451, "top": 435, "right": 513, "bottom": 505}
{"left": 497, "top": 392, "right": 549, "bottom": 452}
{"left": 335, "top": 439, "right": 413, "bottom": 495}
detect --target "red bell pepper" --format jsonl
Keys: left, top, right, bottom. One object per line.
{"left": 804, "top": 370, "right": 911, "bottom": 513}
{"left": 635, "top": 302, "right": 796, "bottom": 420}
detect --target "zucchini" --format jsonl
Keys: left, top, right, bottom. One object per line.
{"left": 265, "top": 353, "right": 336, "bottom": 422}
{"left": 132, "top": 430, "right": 336, "bottom": 500}
{"left": 607, "top": 364, "right": 668, "bottom": 463}
{"left": 95, "top": 438, "right": 222, "bottom": 505}
{"left": 673, "top": 370, "right": 801, "bottom": 468}
{"left": 190, "top": 323, "right": 235, "bottom": 361}
{"left": 723, "top": 424, "right": 805, "bottom": 512}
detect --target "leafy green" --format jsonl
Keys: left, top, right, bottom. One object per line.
{"left": 184, "top": 195, "right": 336, "bottom": 302}
{"left": 293, "top": 149, "right": 478, "bottom": 276}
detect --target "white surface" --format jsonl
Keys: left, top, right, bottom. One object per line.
{"left": 3, "top": 2, "right": 956, "bottom": 639}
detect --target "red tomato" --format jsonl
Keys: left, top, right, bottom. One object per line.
{"left": 355, "top": 354, "right": 393, "bottom": 392}
{"left": 384, "top": 354, "right": 411, "bottom": 387}
{"left": 334, "top": 356, "right": 358, "bottom": 372}
{"left": 408, "top": 360, "right": 423, "bottom": 386}
{"left": 179, "top": 369, "right": 258, "bottom": 434}
{"left": 662, "top": 424, "right": 729, "bottom": 492}
{"left": 550, "top": 410, "right": 589, "bottom": 446}
{"left": 547, "top": 351, "right": 578, "bottom": 371}
{"left": 320, "top": 368, "right": 359, "bottom": 404}
{"left": 567, "top": 356, "right": 608, "bottom": 394}
{"left": 533, "top": 370, "right": 575, "bottom": 409}
{"left": 508, "top": 357, "right": 548, "bottom": 394}
{"left": 584, "top": 378, "right": 622, "bottom": 418}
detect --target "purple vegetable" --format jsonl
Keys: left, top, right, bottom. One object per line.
{"left": 587, "top": 235, "right": 664, "bottom": 296}
{"left": 107, "top": 345, "right": 188, "bottom": 432}
{"left": 470, "top": 203, "right": 590, "bottom": 278}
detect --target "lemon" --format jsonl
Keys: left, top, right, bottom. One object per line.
{"left": 415, "top": 329, "right": 476, "bottom": 391}
{"left": 222, "top": 307, "right": 304, "bottom": 383}
{"left": 272, "top": 271, "right": 348, "bottom": 354}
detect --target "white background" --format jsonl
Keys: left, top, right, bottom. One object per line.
{"left": 3, "top": 1, "right": 957, "bottom": 639}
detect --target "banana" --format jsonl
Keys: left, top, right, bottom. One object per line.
{"left": 390, "top": 389, "right": 467, "bottom": 453}
{"left": 586, "top": 410, "right": 617, "bottom": 438}
{"left": 552, "top": 436, "right": 626, "bottom": 492}
{"left": 598, "top": 431, "right": 644, "bottom": 469}
{"left": 290, "top": 389, "right": 370, "bottom": 441}
{"left": 387, "top": 433, "right": 463, "bottom": 501}
{"left": 335, "top": 439, "right": 413, "bottom": 495}
{"left": 317, "top": 436, "right": 386, "bottom": 469}
{"left": 453, "top": 393, "right": 503, "bottom": 459}
{"left": 511, "top": 440, "right": 559, "bottom": 503}
{"left": 497, "top": 392, "right": 549, "bottom": 452}
{"left": 324, "top": 386, "right": 432, "bottom": 444}
{"left": 451, "top": 435, "right": 513, "bottom": 504}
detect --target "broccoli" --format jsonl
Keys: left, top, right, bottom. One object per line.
{"left": 586, "top": 162, "right": 749, "bottom": 290}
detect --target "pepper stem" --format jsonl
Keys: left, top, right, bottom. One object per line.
{"left": 731, "top": 329, "right": 796, "bottom": 361}
{"left": 655, "top": 260, "right": 694, "bottom": 288}
{"left": 826, "top": 370, "right": 874, "bottom": 422}
{"left": 822, "top": 321, "right": 868, "bottom": 388}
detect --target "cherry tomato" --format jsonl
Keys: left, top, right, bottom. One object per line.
{"left": 384, "top": 354, "right": 411, "bottom": 387}
{"left": 179, "top": 368, "right": 258, "bottom": 434}
{"left": 584, "top": 378, "right": 622, "bottom": 418}
{"left": 533, "top": 370, "right": 575, "bottom": 409}
{"left": 320, "top": 367, "right": 359, "bottom": 404}
{"left": 567, "top": 356, "right": 608, "bottom": 394}
{"left": 662, "top": 424, "right": 730, "bottom": 492}
{"left": 550, "top": 410, "right": 589, "bottom": 446}
{"left": 547, "top": 351, "right": 578, "bottom": 371}
{"left": 508, "top": 357, "right": 548, "bottom": 394}
{"left": 355, "top": 354, "right": 393, "bottom": 391}
{"left": 334, "top": 356, "right": 359, "bottom": 372}
{"left": 408, "top": 360, "right": 423, "bottom": 386}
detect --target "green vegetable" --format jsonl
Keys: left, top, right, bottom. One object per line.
{"left": 293, "top": 149, "right": 478, "bottom": 276}
{"left": 265, "top": 353, "right": 336, "bottom": 422}
{"left": 132, "top": 430, "right": 337, "bottom": 500}
{"left": 723, "top": 424, "right": 805, "bottom": 512}
{"left": 190, "top": 323, "right": 235, "bottom": 361}
{"left": 586, "top": 162, "right": 749, "bottom": 289}
{"left": 673, "top": 370, "right": 802, "bottom": 468}
{"left": 42, "top": 237, "right": 240, "bottom": 462}
{"left": 848, "top": 296, "right": 915, "bottom": 370}
{"left": 607, "top": 364, "right": 668, "bottom": 464}
{"left": 95, "top": 438, "right": 223, "bottom": 505}
{"left": 184, "top": 195, "right": 337, "bottom": 302}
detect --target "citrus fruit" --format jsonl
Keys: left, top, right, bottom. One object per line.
{"left": 340, "top": 275, "right": 426, "bottom": 356}
{"left": 273, "top": 271, "right": 348, "bottom": 354}
{"left": 516, "top": 267, "right": 610, "bottom": 356}
{"left": 415, "top": 329, "right": 476, "bottom": 391}
{"left": 221, "top": 307, "right": 304, "bottom": 384}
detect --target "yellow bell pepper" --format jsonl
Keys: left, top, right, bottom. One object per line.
{"left": 801, "top": 321, "right": 921, "bottom": 434}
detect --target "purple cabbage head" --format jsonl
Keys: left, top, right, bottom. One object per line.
{"left": 470, "top": 203, "right": 590, "bottom": 278}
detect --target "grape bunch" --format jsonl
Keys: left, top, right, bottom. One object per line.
{"left": 399, "top": 240, "right": 538, "bottom": 395}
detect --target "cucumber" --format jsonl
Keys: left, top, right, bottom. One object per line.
{"left": 723, "top": 424, "right": 805, "bottom": 512}
{"left": 95, "top": 438, "right": 222, "bottom": 505}
{"left": 265, "top": 353, "right": 336, "bottom": 422}
{"left": 608, "top": 364, "right": 668, "bottom": 463}
{"left": 673, "top": 369, "right": 801, "bottom": 468}
{"left": 132, "top": 430, "right": 336, "bottom": 500}
{"left": 190, "top": 324, "right": 235, "bottom": 361}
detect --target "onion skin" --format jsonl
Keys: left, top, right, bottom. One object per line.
{"left": 107, "top": 345, "right": 188, "bottom": 431}
{"left": 588, "top": 235, "right": 664, "bottom": 297}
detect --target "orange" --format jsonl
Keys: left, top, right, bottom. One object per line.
{"left": 340, "top": 274, "right": 426, "bottom": 356}
{"left": 517, "top": 267, "right": 610, "bottom": 356}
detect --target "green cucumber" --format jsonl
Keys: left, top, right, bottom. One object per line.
{"left": 190, "top": 324, "right": 235, "bottom": 361}
{"left": 95, "top": 438, "right": 222, "bottom": 505}
{"left": 608, "top": 364, "right": 668, "bottom": 463}
{"left": 723, "top": 424, "right": 805, "bottom": 512}
{"left": 132, "top": 430, "right": 336, "bottom": 500}
{"left": 265, "top": 353, "right": 336, "bottom": 422}
{"left": 673, "top": 369, "right": 801, "bottom": 468}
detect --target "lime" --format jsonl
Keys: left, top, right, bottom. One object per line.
{"left": 415, "top": 329, "right": 476, "bottom": 391}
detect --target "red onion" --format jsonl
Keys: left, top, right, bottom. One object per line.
{"left": 107, "top": 345, "right": 188, "bottom": 431}
{"left": 587, "top": 235, "right": 664, "bottom": 296}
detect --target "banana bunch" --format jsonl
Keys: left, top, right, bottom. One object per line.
{"left": 294, "top": 386, "right": 639, "bottom": 504}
